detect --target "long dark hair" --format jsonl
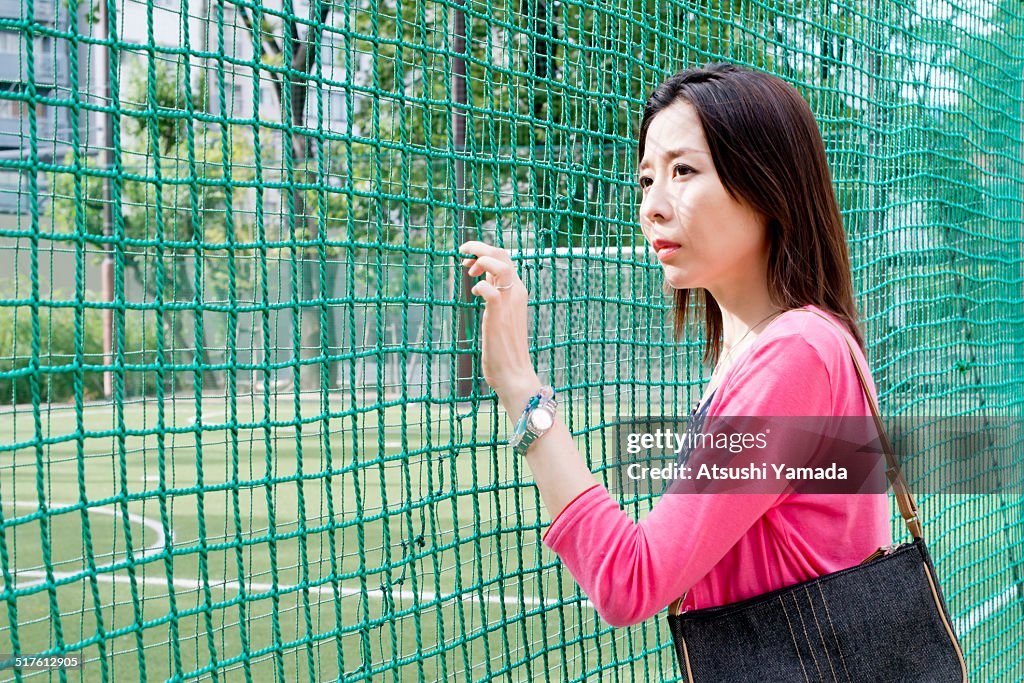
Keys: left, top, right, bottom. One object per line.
{"left": 638, "top": 62, "right": 865, "bottom": 365}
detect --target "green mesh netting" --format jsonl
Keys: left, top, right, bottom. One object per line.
{"left": 0, "top": 0, "right": 1022, "bottom": 679}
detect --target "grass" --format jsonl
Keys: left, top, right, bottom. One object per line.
{"left": 0, "top": 396, "right": 1021, "bottom": 681}
{"left": 0, "top": 397, "right": 683, "bottom": 682}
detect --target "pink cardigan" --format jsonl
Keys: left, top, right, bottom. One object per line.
{"left": 542, "top": 305, "right": 892, "bottom": 627}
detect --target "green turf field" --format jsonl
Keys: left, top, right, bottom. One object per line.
{"left": 0, "top": 397, "right": 683, "bottom": 681}
{"left": 1, "top": 398, "right": 1022, "bottom": 681}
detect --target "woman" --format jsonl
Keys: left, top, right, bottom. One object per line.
{"left": 458, "top": 63, "right": 891, "bottom": 628}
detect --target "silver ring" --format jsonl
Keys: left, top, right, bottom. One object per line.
{"left": 493, "top": 282, "right": 514, "bottom": 291}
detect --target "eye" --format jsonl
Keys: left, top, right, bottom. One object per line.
{"left": 638, "top": 175, "right": 653, "bottom": 190}
{"left": 674, "top": 164, "right": 694, "bottom": 177}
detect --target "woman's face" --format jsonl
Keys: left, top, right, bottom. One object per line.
{"left": 638, "top": 100, "right": 770, "bottom": 293}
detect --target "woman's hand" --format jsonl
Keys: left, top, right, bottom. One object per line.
{"left": 459, "top": 241, "right": 599, "bottom": 520}
{"left": 459, "top": 240, "right": 543, "bottom": 415}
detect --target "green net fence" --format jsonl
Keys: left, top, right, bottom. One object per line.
{"left": 0, "top": 0, "right": 1022, "bottom": 679}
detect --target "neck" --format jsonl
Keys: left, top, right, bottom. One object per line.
{"left": 706, "top": 270, "right": 780, "bottom": 351}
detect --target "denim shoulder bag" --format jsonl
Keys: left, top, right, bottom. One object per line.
{"left": 667, "top": 309, "right": 968, "bottom": 682}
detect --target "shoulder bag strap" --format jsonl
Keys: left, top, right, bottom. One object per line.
{"left": 799, "top": 309, "right": 923, "bottom": 540}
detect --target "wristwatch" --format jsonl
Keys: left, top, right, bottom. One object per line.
{"left": 509, "top": 385, "right": 557, "bottom": 457}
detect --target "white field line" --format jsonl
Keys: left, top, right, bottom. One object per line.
{"left": 953, "top": 585, "right": 1020, "bottom": 635}
{"left": 2, "top": 500, "right": 168, "bottom": 559}
{"left": 5, "top": 501, "right": 591, "bottom": 610}
{"left": 12, "top": 563, "right": 1019, "bottom": 626}
{"left": 5, "top": 500, "right": 1017, "bottom": 623}
{"left": 10, "top": 569, "right": 592, "bottom": 611}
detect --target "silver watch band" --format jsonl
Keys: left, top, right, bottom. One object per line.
{"left": 510, "top": 387, "right": 556, "bottom": 457}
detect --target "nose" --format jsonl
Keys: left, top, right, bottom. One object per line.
{"left": 639, "top": 178, "right": 672, "bottom": 229}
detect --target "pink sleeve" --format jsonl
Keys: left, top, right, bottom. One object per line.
{"left": 541, "top": 334, "right": 832, "bottom": 627}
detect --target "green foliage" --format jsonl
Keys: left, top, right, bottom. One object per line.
{"left": 31, "top": 0, "right": 1024, "bottom": 401}
{"left": 48, "top": 54, "right": 259, "bottom": 390}
{"left": 0, "top": 304, "right": 103, "bottom": 404}
{"left": 0, "top": 303, "right": 168, "bottom": 404}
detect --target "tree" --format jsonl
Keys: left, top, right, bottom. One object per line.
{"left": 238, "top": 0, "right": 340, "bottom": 391}
{"left": 51, "top": 54, "right": 256, "bottom": 392}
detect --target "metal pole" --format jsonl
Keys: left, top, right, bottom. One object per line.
{"left": 452, "top": 0, "right": 476, "bottom": 399}
{"left": 98, "top": 0, "right": 114, "bottom": 398}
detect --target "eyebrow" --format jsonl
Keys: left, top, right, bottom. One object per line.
{"left": 638, "top": 147, "right": 709, "bottom": 170}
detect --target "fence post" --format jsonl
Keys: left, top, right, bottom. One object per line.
{"left": 99, "top": 0, "right": 115, "bottom": 399}
{"left": 452, "top": 0, "right": 477, "bottom": 400}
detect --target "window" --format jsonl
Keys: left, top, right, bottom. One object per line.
{"left": 321, "top": 31, "right": 343, "bottom": 67}
{"left": 260, "top": 84, "right": 278, "bottom": 110}
{"left": 0, "top": 96, "right": 49, "bottom": 121}
{"left": 0, "top": 33, "right": 56, "bottom": 56}
{"left": 0, "top": 31, "right": 20, "bottom": 54}
{"left": 230, "top": 83, "right": 245, "bottom": 113}
{"left": 0, "top": 171, "right": 22, "bottom": 188}
{"left": 0, "top": 99, "right": 25, "bottom": 120}
{"left": 329, "top": 91, "right": 346, "bottom": 122}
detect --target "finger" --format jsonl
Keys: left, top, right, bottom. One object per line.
{"left": 470, "top": 279, "right": 500, "bottom": 304}
{"left": 466, "top": 255, "right": 516, "bottom": 283}
{"left": 459, "top": 240, "right": 513, "bottom": 264}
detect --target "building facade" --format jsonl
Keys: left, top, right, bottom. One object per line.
{"left": 0, "top": 0, "right": 84, "bottom": 213}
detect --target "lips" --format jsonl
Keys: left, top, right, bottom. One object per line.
{"left": 652, "top": 239, "right": 681, "bottom": 252}
{"left": 652, "top": 238, "right": 682, "bottom": 259}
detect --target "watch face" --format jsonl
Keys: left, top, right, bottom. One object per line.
{"left": 529, "top": 408, "right": 554, "bottom": 431}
